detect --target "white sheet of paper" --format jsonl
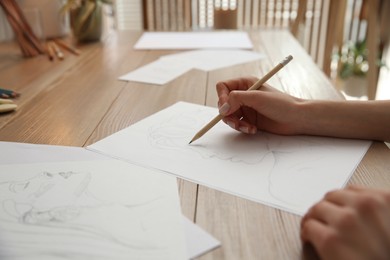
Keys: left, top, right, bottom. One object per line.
{"left": 0, "top": 159, "right": 187, "bottom": 259}
{"left": 160, "top": 49, "right": 265, "bottom": 71}
{"left": 0, "top": 141, "right": 107, "bottom": 164}
{"left": 88, "top": 102, "right": 372, "bottom": 215}
{"left": 119, "top": 58, "right": 194, "bottom": 85}
{"left": 183, "top": 217, "right": 220, "bottom": 259}
{"left": 0, "top": 141, "right": 220, "bottom": 259}
{"left": 134, "top": 31, "right": 253, "bottom": 50}
{"left": 119, "top": 50, "right": 264, "bottom": 85}
{"left": 0, "top": 141, "right": 221, "bottom": 259}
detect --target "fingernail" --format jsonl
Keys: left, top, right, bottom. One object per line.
{"left": 219, "top": 103, "right": 230, "bottom": 115}
{"left": 239, "top": 126, "right": 249, "bottom": 134}
{"left": 227, "top": 120, "right": 235, "bottom": 129}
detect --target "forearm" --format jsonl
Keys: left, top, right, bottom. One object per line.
{"left": 297, "top": 100, "right": 390, "bottom": 142}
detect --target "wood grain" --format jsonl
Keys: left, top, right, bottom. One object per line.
{"left": 0, "top": 30, "right": 388, "bottom": 260}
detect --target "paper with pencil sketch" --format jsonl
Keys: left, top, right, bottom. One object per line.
{"left": 134, "top": 31, "right": 253, "bottom": 49}
{"left": 88, "top": 102, "right": 371, "bottom": 216}
{"left": 0, "top": 141, "right": 221, "bottom": 259}
{"left": 0, "top": 159, "right": 187, "bottom": 260}
{"left": 119, "top": 49, "right": 264, "bottom": 85}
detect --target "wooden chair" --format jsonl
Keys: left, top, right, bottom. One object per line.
{"left": 213, "top": 0, "right": 348, "bottom": 78}
{"left": 141, "top": 0, "right": 306, "bottom": 32}
{"left": 341, "top": 0, "right": 389, "bottom": 99}
{"left": 141, "top": 0, "right": 347, "bottom": 80}
{"left": 234, "top": 0, "right": 389, "bottom": 99}
{"left": 142, "top": 0, "right": 192, "bottom": 31}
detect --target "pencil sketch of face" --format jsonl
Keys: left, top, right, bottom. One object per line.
{"left": 148, "top": 109, "right": 336, "bottom": 208}
{"left": 147, "top": 109, "right": 277, "bottom": 164}
{"left": 146, "top": 106, "right": 340, "bottom": 211}
{"left": 0, "top": 169, "right": 175, "bottom": 257}
{"left": 0, "top": 171, "right": 94, "bottom": 223}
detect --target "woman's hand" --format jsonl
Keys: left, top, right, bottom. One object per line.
{"left": 301, "top": 186, "right": 390, "bottom": 260}
{"left": 216, "top": 77, "right": 305, "bottom": 135}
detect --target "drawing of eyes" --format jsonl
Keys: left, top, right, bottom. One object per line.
{"left": 59, "top": 171, "right": 74, "bottom": 179}
{"left": 43, "top": 172, "right": 53, "bottom": 178}
{"left": 10, "top": 181, "right": 29, "bottom": 193}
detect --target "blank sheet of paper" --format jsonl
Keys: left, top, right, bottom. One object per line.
{"left": 134, "top": 31, "right": 253, "bottom": 50}
{"left": 160, "top": 50, "right": 264, "bottom": 71}
{"left": 183, "top": 217, "right": 220, "bottom": 259}
{"left": 88, "top": 102, "right": 371, "bottom": 216}
{"left": 119, "top": 58, "right": 194, "bottom": 85}
{"left": 0, "top": 141, "right": 108, "bottom": 164}
{"left": 0, "top": 159, "right": 187, "bottom": 260}
{"left": 119, "top": 50, "right": 264, "bottom": 85}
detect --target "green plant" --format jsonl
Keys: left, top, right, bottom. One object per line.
{"left": 61, "top": 0, "right": 112, "bottom": 42}
{"left": 61, "top": 0, "right": 113, "bottom": 13}
{"left": 336, "top": 39, "right": 386, "bottom": 80}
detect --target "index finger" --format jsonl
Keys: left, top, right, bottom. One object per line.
{"left": 216, "top": 77, "right": 258, "bottom": 107}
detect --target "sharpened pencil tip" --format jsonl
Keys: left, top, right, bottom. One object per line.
{"left": 189, "top": 136, "right": 198, "bottom": 144}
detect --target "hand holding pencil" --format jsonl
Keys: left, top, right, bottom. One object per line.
{"left": 189, "top": 55, "right": 293, "bottom": 143}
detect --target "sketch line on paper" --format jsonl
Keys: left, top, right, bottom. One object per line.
{"left": 145, "top": 105, "right": 336, "bottom": 208}
{"left": 147, "top": 109, "right": 274, "bottom": 164}
{"left": 0, "top": 170, "right": 169, "bottom": 256}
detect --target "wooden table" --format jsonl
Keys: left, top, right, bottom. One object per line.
{"left": 0, "top": 30, "right": 389, "bottom": 259}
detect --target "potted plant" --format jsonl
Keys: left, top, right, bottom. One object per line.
{"left": 61, "top": 0, "right": 112, "bottom": 43}
{"left": 336, "top": 39, "right": 386, "bottom": 97}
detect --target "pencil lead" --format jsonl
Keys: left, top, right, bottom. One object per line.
{"left": 189, "top": 135, "right": 198, "bottom": 144}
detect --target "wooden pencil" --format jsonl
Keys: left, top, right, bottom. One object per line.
{"left": 51, "top": 41, "right": 65, "bottom": 60}
{"left": 46, "top": 42, "right": 55, "bottom": 61}
{"left": 53, "top": 38, "right": 81, "bottom": 56}
{"left": 189, "top": 55, "right": 293, "bottom": 144}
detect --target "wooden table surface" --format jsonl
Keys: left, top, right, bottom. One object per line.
{"left": 0, "top": 29, "right": 389, "bottom": 259}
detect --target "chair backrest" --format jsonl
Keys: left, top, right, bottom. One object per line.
{"left": 234, "top": 0, "right": 341, "bottom": 74}
{"left": 342, "top": 0, "right": 389, "bottom": 44}
{"left": 141, "top": 0, "right": 305, "bottom": 30}
{"left": 237, "top": 0, "right": 300, "bottom": 30}
{"left": 141, "top": 0, "right": 348, "bottom": 79}
{"left": 337, "top": 0, "right": 388, "bottom": 99}
{"left": 142, "top": 0, "right": 192, "bottom": 31}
